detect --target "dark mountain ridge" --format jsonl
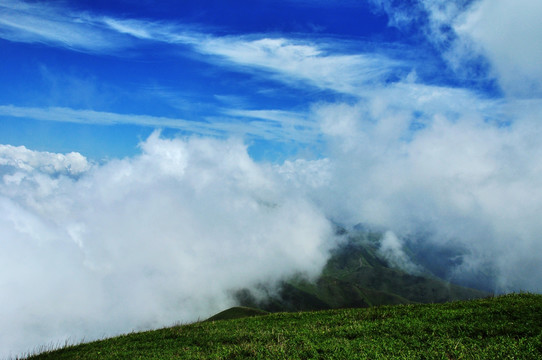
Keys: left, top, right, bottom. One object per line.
{"left": 235, "top": 228, "right": 487, "bottom": 312}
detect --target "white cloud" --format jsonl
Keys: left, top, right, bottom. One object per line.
{"left": 101, "top": 17, "right": 196, "bottom": 44}
{"left": 9, "top": 0, "right": 540, "bottom": 100}
{"left": 299, "top": 82, "right": 542, "bottom": 292}
{"left": 102, "top": 17, "right": 155, "bottom": 40}
{"left": 0, "top": 1, "right": 192, "bottom": 53}
{"left": 194, "top": 36, "right": 401, "bottom": 95}
{"left": 0, "top": 105, "right": 320, "bottom": 144}
{"left": 453, "top": 0, "right": 542, "bottom": 97}
{"left": 0, "top": 144, "right": 90, "bottom": 176}
{"left": 371, "top": 0, "right": 542, "bottom": 96}
{"left": 378, "top": 231, "right": 421, "bottom": 274}
{"left": 223, "top": 109, "right": 319, "bottom": 143}
{"left": 0, "top": 132, "right": 334, "bottom": 358}
{"left": 0, "top": 105, "right": 220, "bottom": 134}
{"left": 0, "top": 0, "right": 129, "bottom": 52}
{"left": 101, "top": 17, "right": 405, "bottom": 95}
{"left": 1, "top": 1, "right": 408, "bottom": 98}
{"left": 277, "top": 157, "right": 331, "bottom": 190}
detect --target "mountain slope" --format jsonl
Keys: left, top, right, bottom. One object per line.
{"left": 26, "top": 294, "right": 542, "bottom": 359}
{"left": 236, "top": 229, "right": 487, "bottom": 312}
{"left": 205, "top": 306, "right": 268, "bottom": 321}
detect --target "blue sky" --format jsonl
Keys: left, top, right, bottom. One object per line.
{"left": 0, "top": 0, "right": 495, "bottom": 161}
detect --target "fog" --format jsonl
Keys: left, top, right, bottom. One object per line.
{"left": 0, "top": 134, "right": 335, "bottom": 357}
{"left": 299, "top": 86, "right": 542, "bottom": 292}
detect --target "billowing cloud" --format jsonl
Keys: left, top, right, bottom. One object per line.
{"left": 0, "top": 132, "right": 334, "bottom": 357}
{"left": 0, "top": 144, "right": 90, "bottom": 177}
{"left": 323, "top": 2, "right": 542, "bottom": 293}
{"left": 280, "top": 82, "right": 542, "bottom": 293}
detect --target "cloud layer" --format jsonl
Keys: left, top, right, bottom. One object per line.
{"left": 284, "top": 84, "right": 542, "bottom": 292}
{"left": 0, "top": 133, "right": 334, "bottom": 357}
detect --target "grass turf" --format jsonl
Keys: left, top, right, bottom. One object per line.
{"left": 24, "top": 293, "right": 542, "bottom": 359}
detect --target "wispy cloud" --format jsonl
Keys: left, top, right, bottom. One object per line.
{"left": 0, "top": 105, "right": 217, "bottom": 133}
{"left": 1, "top": 1, "right": 407, "bottom": 96}
{"left": 370, "top": 0, "right": 542, "bottom": 97}
{"left": 0, "top": 105, "right": 318, "bottom": 144}
{"left": 0, "top": 0, "right": 130, "bottom": 52}
{"left": 222, "top": 108, "right": 318, "bottom": 142}
{"left": 192, "top": 36, "right": 405, "bottom": 95}
{"left": 99, "top": 17, "right": 407, "bottom": 95}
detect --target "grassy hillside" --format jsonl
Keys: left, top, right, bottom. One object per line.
{"left": 25, "top": 293, "right": 542, "bottom": 359}
{"left": 205, "top": 307, "right": 268, "bottom": 322}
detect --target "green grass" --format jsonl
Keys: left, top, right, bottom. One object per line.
{"left": 24, "top": 293, "right": 542, "bottom": 359}
{"left": 205, "top": 306, "right": 269, "bottom": 321}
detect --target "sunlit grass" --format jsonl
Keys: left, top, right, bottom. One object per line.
{"left": 23, "top": 293, "right": 542, "bottom": 359}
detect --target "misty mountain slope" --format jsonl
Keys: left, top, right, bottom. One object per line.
{"left": 323, "top": 232, "right": 488, "bottom": 302}
{"left": 236, "top": 230, "right": 487, "bottom": 312}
